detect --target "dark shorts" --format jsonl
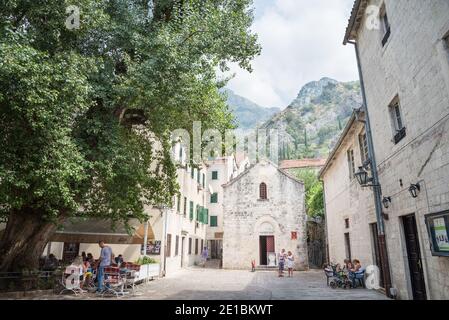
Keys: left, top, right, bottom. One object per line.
{"left": 279, "top": 261, "right": 285, "bottom": 270}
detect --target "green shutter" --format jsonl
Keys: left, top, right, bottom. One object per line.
{"left": 189, "top": 201, "right": 194, "bottom": 220}
{"left": 210, "top": 216, "right": 218, "bottom": 227}
{"left": 212, "top": 171, "right": 218, "bottom": 180}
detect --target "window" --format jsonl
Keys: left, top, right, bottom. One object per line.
{"left": 201, "top": 240, "right": 204, "bottom": 253}
{"left": 359, "top": 132, "right": 369, "bottom": 165}
{"left": 259, "top": 182, "right": 267, "bottom": 200}
{"left": 212, "top": 171, "right": 218, "bottom": 180}
{"left": 347, "top": 149, "right": 355, "bottom": 180}
{"left": 177, "top": 194, "right": 181, "bottom": 213}
{"left": 175, "top": 235, "right": 179, "bottom": 256}
{"left": 191, "top": 167, "right": 195, "bottom": 179}
{"left": 189, "top": 201, "right": 194, "bottom": 220}
{"left": 179, "top": 145, "right": 183, "bottom": 160}
{"left": 380, "top": 5, "right": 391, "bottom": 46}
{"left": 345, "top": 218, "right": 350, "bottom": 229}
{"left": 202, "top": 173, "right": 205, "bottom": 188}
{"left": 183, "top": 197, "right": 187, "bottom": 216}
{"left": 195, "top": 239, "right": 199, "bottom": 255}
{"left": 210, "top": 193, "right": 218, "bottom": 204}
{"left": 197, "top": 170, "right": 201, "bottom": 184}
{"left": 210, "top": 216, "right": 218, "bottom": 227}
{"left": 389, "top": 97, "right": 406, "bottom": 144}
{"left": 344, "top": 233, "right": 352, "bottom": 261}
{"left": 188, "top": 238, "right": 192, "bottom": 254}
{"left": 166, "top": 234, "right": 172, "bottom": 258}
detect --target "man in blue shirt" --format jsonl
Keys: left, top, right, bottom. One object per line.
{"left": 96, "top": 240, "right": 113, "bottom": 293}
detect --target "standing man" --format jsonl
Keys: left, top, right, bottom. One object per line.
{"left": 96, "top": 240, "right": 113, "bottom": 293}
{"left": 201, "top": 246, "right": 208, "bottom": 268}
{"left": 278, "top": 249, "right": 286, "bottom": 277}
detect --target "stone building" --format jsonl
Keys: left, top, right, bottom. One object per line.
{"left": 148, "top": 142, "right": 209, "bottom": 275}
{"left": 319, "top": 110, "right": 381, "bottom": 275}
{"left": 222, "top": 160, "right": 308, "bottom": 270}
{"left": 205, "top": 156, "right": 239, "bottom": 260}
{"left": 322, "top": 0, "right": 449, "bottom": 300}
{"left": 43, "top": 142, "right": 210, "bottom": 276}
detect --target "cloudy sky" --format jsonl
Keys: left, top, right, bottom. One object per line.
{"left": 225, "top": 0, "right": 359, "bottom": 109}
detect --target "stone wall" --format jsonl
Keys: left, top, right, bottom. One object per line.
{"left": 222, "top": 160, "right": 308, "bottom": 270}
{"left": 322, "top": 117, "right": 378, "bottom": 270}
{"left": 341, "top": 0, "right": 449, "bottom": 299}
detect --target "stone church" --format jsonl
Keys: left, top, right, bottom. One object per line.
{"left": 222, "top": 160, "right": 309, "bottom": 270}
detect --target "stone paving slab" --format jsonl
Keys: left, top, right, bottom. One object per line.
{"left": 11, "top": 268, "right": 389, "bottom": 300}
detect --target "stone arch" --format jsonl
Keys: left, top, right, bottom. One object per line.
{"left": 254, "top": 215, "right": 281, "bottom": 236}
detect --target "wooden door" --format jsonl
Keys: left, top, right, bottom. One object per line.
{"left": 403, "top": 215, "right": 427, "bottom": 300}
{"left": 370, "top": 223, "right": 385, "bottom": 288}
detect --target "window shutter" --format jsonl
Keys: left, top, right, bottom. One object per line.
{"left": 205, "top": 208, "right": 209, "bottom": 224}
{"left": 189, "top": 201, "right": 194, "bottom": 220}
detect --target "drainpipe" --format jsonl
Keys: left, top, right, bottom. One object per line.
{"left": 142, "top": 220, "right": 149, "bottom": 256}
{"left": 347, "top": 40, "right": 393, "bottom": 298}
{"left": 158, "top": 205, "right": 169, "bottom": 277}
{"left": 321, "top": 180, "right": 329, "bottom": 265}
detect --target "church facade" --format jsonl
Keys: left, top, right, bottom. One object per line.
{"left": 222, "top": 160, "right": 309, "bottom": 270}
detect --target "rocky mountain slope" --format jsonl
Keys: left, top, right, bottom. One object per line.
{"left": 260, "top": 77, "right": 362, "bottom": 159}
{"left": 223, "top": 89, "right": 280, "bottom": 130}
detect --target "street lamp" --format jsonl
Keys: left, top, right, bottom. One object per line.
{"left": 409, "top": 183, "right": 421, "bottom": 198}
{"left": 355, "top": 166, "right": 369, "bottom": 186}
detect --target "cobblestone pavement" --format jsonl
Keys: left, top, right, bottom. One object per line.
{"left": 16, "top": 268, "right": 389, "bottom": 300}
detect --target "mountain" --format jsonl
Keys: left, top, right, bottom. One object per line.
{"left": 261, "top": 78, "right": 362, "bottom": 159}
{"left": 223, "top": 89, "right": 280, "bottom": 130}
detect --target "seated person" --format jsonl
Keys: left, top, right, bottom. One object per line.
{"left": 86, "top": 253, "right": 95, "bottom": 265}
{"left": 43, "top": 254, "right": 59, "bottom": 271}
{"left": 343, "top": 259, "right": 353, "bottom": 272}
{"left": 350, "top": 259, "right": 362, "bottom": 273}
{"left": 83, "top": 258, "right": 93, "bottom": 284}
{"left": 115, "top": 254, "right": 124, "bottom": 265}
{"left": 348, "top": 259, "right": 363, "bottom": 287}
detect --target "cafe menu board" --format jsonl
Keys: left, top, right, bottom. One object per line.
{"left": 142, "top": 241, "right": 161, "bottom": 255}
{"left": 426, "top": 211, "right": 449, "bottom": 257}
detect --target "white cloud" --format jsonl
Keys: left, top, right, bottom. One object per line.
{"left": 226, "top": 0, "right": 359, "bottom": 108}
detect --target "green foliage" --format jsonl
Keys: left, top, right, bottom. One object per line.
{"left": 290, "top": 169, "right": 324, "bottom": 218}
{"left": 135, "top": 256, "right": 158, "bottom": 265}
{"left": 0, "top": 0, "right": 260, "bottom": 228}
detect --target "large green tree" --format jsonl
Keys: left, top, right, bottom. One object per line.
{"left": 0, "top": 0, "right": 260, "bottom": 271}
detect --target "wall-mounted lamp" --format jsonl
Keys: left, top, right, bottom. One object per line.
{"left": 382, "top": 196, "right": 392, "bottom": 209}
{"left": 355, "top": 166, "right": 370, "bottom": 186}
{"left": 409, "top": 183, "right": 421, "bottom": 199}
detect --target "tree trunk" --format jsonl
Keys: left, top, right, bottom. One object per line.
{"left": 0, "top": 209, "right": 63, "bottom": 272}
